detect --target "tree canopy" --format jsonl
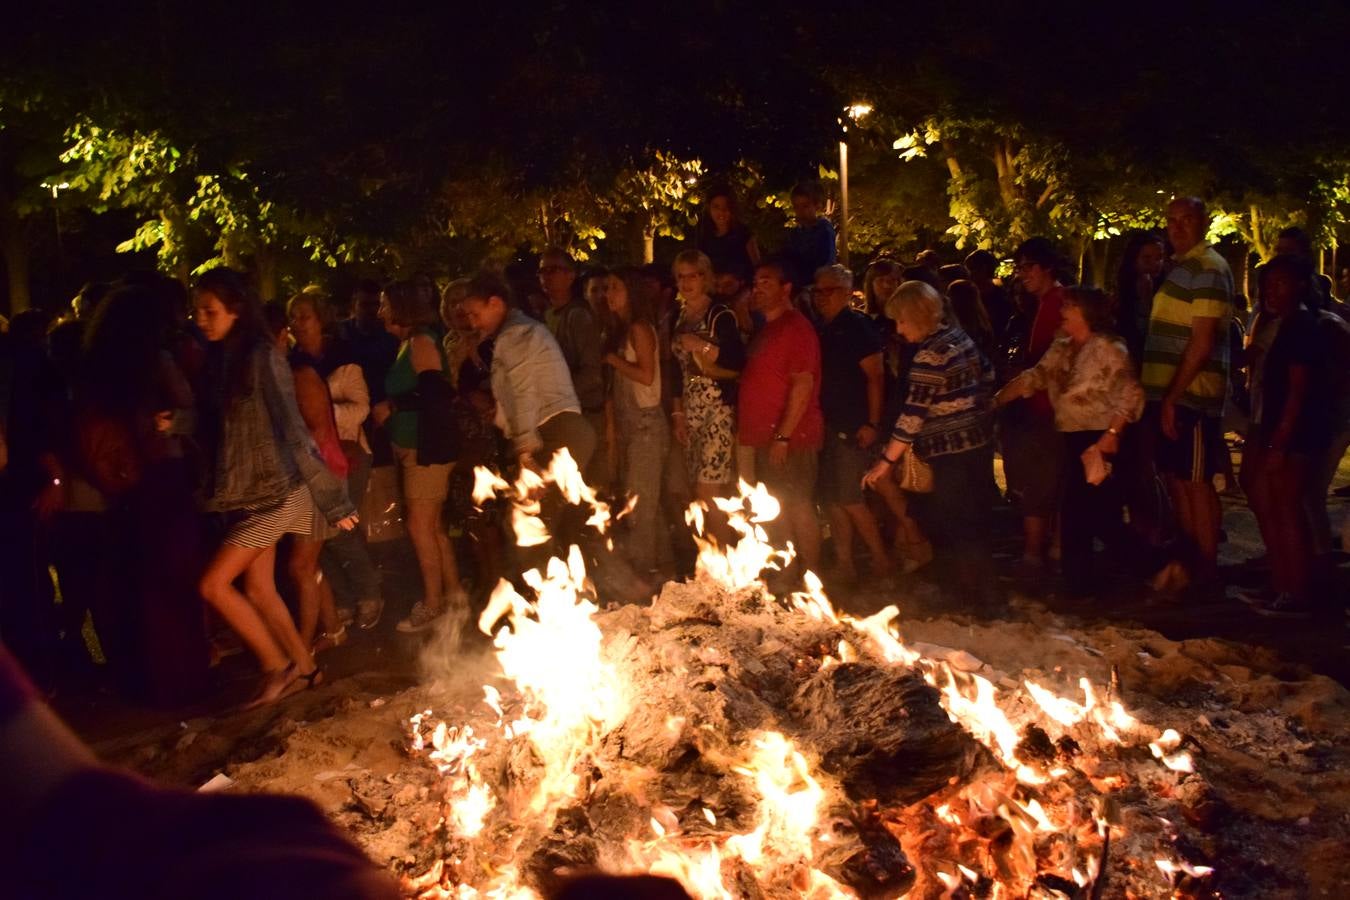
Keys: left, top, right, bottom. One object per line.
{"left": 3, "top": 0, "right": 1349, "bottom": 310}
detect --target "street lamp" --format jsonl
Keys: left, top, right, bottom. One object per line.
{"left": 838, "top": 103, "right": 872, "bottom": 268}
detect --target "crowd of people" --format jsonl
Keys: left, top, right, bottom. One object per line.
{"left": 1, "top": 183, "right": 1347, "bottom": 709}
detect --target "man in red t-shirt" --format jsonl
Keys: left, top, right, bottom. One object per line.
{"left": 738, "top": 260, "right": 823, "bottom": 574}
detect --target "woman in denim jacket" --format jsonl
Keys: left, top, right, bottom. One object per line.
{"left": 192, "top": 269, "right": 357, "bottom": 707}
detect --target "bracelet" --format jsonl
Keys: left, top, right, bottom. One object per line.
{"left": 882, "top": 454, "right": 900, "bottom": 465}
{"left": 1106, "top": 427, "right": 1120, "bottom": 436}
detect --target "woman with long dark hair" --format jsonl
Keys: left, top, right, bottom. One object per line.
{"left": 603, "top": 268, "right": 670, "bottom": 577}
{"left": 1114, "top": 229, "right": 1166, "bottom": 367}
{"left": 192, "top": 268, "right": 356, "bottom": 707}
{"left": 370, "top": 281, "right": 463, "bottom": 634}
{"left": 695, "top": 188, "right": 761, "bottom": 279}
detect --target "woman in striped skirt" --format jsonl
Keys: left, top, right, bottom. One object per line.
{"left": 192, "top": 269, "right": 358, "bottom": 707}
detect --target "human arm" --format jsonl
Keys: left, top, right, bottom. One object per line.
{"left": 259, "top": 349, "right": 356, "bottom": 528}
{"left": 858, "top": 351, "right": 884, "bottom": 449}
{"left": 604, "top": 322, "right": 658, "bottom": 386}
{"left": 746, "top": 234, "right": 762, "bottom": 266}
{"left": 1160, "top": 316, "right": 1220, "bottom": 440}
{"left": 328, "top": 363, "right": 370, "bottom": 440}
{"left": 769, "top": 371, "right": 814, "bottom": 466}
{"left": 1095, "top": 340, "right": 1145, "bottom": 455}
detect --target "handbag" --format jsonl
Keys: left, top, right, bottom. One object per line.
{"left": 897, "top": 448, "right": 934, "bottom": 493}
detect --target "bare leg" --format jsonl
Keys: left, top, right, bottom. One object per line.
{"left": 198, "top": 543, "right": 287, "bottom": 672}
{"left": 786, "top": 499, "right": 822, "bottom": 574}
{"left": 406, "top": 497, "right": 447, "bottom": 613}
{"left": 243, "top": 546, "right": 317, "bottom": 675}
{"left": 872, "top": 476, "right": 925, "bottom": 546}
{"left": 1022, "top": 515, "right": 1049, "bottom": 562}
{"left": 843, "top": 502, "right": 892, "bottom": 573}
{"left": 288, "top": 537, "right": 326, "bottom": 646}
{"left": 828, "top": 505, "right": 856, "bottom": 575}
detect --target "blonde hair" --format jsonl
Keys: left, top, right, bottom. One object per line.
{"left": 440, "top": 277, "right": 471, "bottom": 329}
{"left": 671, "top": 249, "right": 714, "bottom": 284}
{"left": 884, "top": 280, "right": 944, "bottom": 335}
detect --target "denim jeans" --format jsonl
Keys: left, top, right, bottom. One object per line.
{"left": 618, "top": 406, "right": 671, "bottom": 574}
{"left": 319, "top": 447, "right": 381, "bottom": 605}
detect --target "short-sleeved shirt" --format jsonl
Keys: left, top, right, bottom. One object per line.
{"left": 1142, "top": 242, "right": 1234, "bottom": 416}
{"left": 697, "top": 224, "right": 755, "bottom": 279}
{"left": 1255, "top": 307, "right": 1330, "bottom": 451}
{"left": 816, "top": 307, "right": 884, "bottom": 432}
{"left": 737, "top": 309, "right": 823, "bottom": 449}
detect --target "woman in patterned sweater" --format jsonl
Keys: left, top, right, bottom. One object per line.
{"left": 864, "top": 280, "right": 997, "bottom": 602}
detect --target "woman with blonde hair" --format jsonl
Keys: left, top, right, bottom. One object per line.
{"left": 864, "top": 281, "right": 997, "bottom": 600}
{"left": 669, "top": 250, "right": 745, "bottom": 504}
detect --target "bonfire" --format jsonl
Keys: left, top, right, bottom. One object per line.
{"left": 392, "top": 453, "right": 1222, "bottom": 899}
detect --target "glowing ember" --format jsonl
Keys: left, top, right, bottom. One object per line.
{"left": 404, "top": 474, "right": 1217, "bottom": 898}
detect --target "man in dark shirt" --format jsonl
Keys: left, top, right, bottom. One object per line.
{"left": 811, "top": 265, "right": 893, "bottom": 580}
{"left": 538, "top": 248, "right": 606, "bottom": 480}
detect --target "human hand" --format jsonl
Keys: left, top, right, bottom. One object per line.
{"left": 371, "top": 400, "right": 393, "bottom": 427}
{"left": 672, "top": 414, "right": 689, "bottom": 446}
{"left": 861, "top": 458, "right": 893, "bottom": 490}
{"left": 677, "top": 334, "right": 704, "bottom": 354}
{"left": 153, "top": 410, "right": 173, "bottom": 434}
{"left": 603, "top": 352, "right": 621, "bottom": 368}
{"left": 1160, "top": 399, "right": 1178, "bottom": 441}
{"left": 1096, "top": 431, "right": 1120, "bottom": 456}
{"left": 335, "top": 513, "right": 360, "bottom": 531}
{"left": 768, "top": 440, "right": 789, "bottom": 467}
{"left": 856, "top": 423, "right": 878, "bottom": 449}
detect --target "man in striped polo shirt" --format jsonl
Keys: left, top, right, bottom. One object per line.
{"left": 1142, "top": 197, "right": 1234, "bottom": 581}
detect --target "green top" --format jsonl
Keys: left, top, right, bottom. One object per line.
{"left": 385, "top": 328, "right": 449, "bottom": 449}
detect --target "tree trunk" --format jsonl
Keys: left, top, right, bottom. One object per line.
{"left": 255, "top": 244, "right": 279, "bottom": 301}
{"left": 0, "top": 219, "right": 31, "bottom": 314}
{"left": 1087, "top": 238, "right": 1110, "bottom": 288}
{"left": 642, "top": 230, "right": 655, "bottom": 265}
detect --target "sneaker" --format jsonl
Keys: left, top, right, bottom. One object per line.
{"left": 397, "top": 601, "right": 445, "bottom": 633}
{"left": 1249, "top": 592, "right": 1311, "bottom": 619}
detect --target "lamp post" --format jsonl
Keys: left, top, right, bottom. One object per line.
{"left": 838, "top": 103, "right": 872, "bottom": 268}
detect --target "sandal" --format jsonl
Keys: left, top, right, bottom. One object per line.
{"left": 313, "top": 625, "right": 348, "bottom": 654}
{"left": 243, "top": 663, "right": 298, "bottom": 710}
{"left": 296, "top": 667, "right": 325, "bottom": 690}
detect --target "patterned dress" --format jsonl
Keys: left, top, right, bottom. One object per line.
{"left": 672, "top": 301, "right": 744, "bottom": 484}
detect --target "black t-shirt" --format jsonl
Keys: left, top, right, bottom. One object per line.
{"left": 817, "top": 307, "right": 885, "bottom": 432}
{"left": 697, "top": 224, "right": 754, "bottom": 279}
{"left": 1261, "top": 307, "right": 1329, "bottom": 452}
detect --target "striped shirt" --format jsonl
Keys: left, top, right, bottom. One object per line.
{"left": 1141, "top": 242, "right": 1234, "bottom": 415}
{"left": 891, "top": 325, "right": 995, "bottom": 458}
